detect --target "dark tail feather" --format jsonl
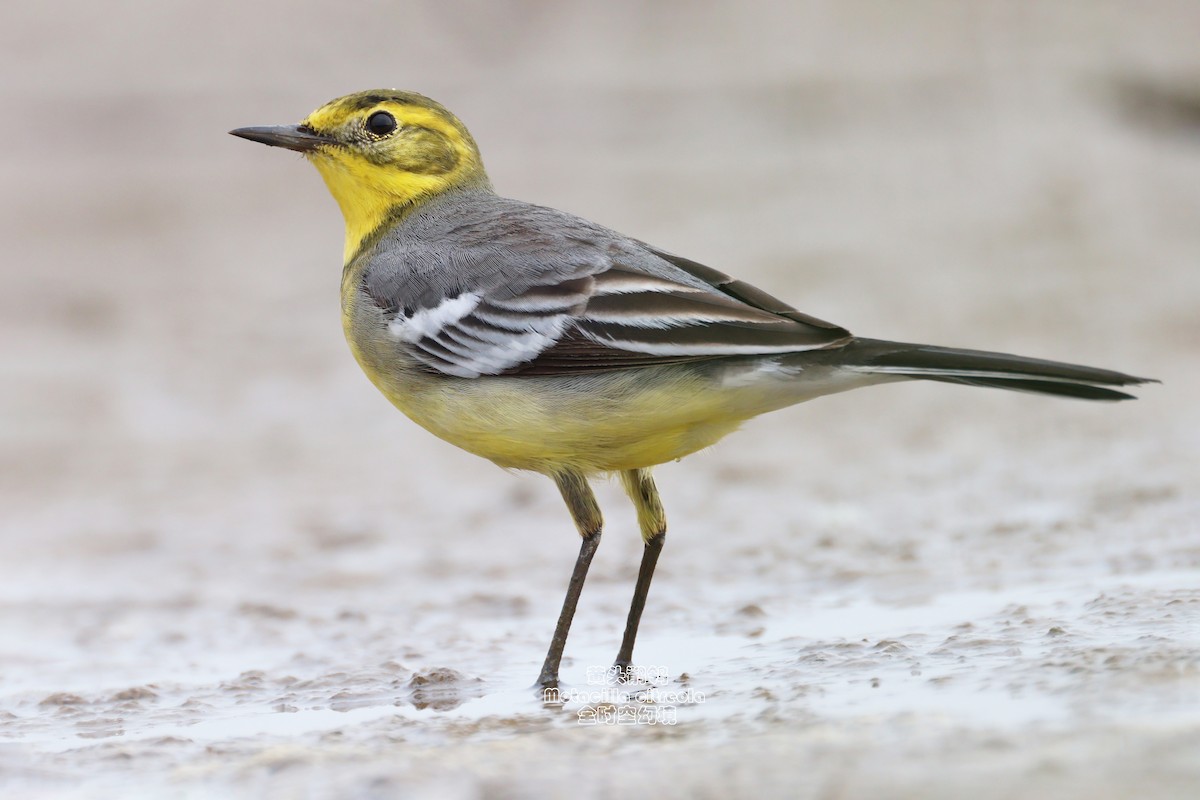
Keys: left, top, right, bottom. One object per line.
{"left": 835, "top": 338, "right": 1156, "bottom": 401}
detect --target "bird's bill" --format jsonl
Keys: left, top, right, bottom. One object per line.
{"left": 229, "top": 125, "right": 329, "bottom": 152}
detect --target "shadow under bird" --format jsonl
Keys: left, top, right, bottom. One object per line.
{"left": 231, "top": 90, "right": 1154, "bottom": 691}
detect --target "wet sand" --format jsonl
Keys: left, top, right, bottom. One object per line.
{"left": 2, "top": 1, "right": 1198, "bottom": 797}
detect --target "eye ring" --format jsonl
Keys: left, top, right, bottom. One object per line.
{"left": 365, "top": 110, "right": 397, "bottom": 137}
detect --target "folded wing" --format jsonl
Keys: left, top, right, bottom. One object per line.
{"left": 366, "top": 201, "right": 850, "bottom": 379}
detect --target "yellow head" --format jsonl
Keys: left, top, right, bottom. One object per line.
{"left": 231, "top": 90, "right": 488, "bottom": 262}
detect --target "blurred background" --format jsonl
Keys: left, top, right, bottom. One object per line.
{"left": 1, "top": 1, "right": 1198, "bottom": 798}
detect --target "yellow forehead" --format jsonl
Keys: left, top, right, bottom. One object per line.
{"left": 300, "top": 90, "right": 459, "bottom": 135}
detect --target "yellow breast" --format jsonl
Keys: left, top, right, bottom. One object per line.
{"left": 340, "top": 278, "right": 752, "bottom": 473}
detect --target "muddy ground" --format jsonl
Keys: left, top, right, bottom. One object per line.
{"left": 2, "top": 1, "right": 1198, "bottom": 798}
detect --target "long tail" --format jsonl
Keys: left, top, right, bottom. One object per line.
{"left": 831, "top": 338, "right": 1156, "bottom": 401}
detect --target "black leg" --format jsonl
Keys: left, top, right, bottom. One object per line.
{"left": 613, "top": 469, "right": 667, "bottom": 675}
{"left": 537, "top": 470, "right": 603, "bottom": 692}
{"left": 537, "top": 531, "right": 601, "bottom": 690}
{"left": 614, "top": 531, "right": 665, "bottom": 670}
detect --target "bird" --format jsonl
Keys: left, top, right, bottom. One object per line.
{"left": 231, "top": 89, "right": 1153, "bottom": 692}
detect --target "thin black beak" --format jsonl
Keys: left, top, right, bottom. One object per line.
{"left": 229, "top": 125, "right": 330, "bottom": 153}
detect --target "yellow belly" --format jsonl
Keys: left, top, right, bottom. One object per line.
{"left": 390, "top": 368, "right": 748, "bottom": 473}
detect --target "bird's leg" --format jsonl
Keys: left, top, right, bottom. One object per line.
{"left": 537, "top": 470, "right": 603, "bottom": 694}
{"left": 613, "top": 468, "right": 667, "bottom": 681}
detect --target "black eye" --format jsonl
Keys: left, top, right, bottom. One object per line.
{"left": 365, "top": 111, "right": 397, "bottom": 136}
